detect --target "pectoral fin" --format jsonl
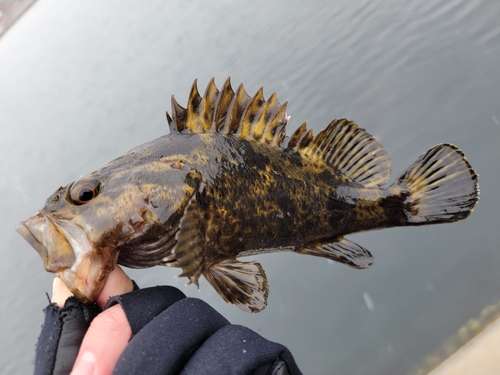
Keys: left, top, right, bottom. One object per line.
{"left": 298, "top": 236, "right": 373, "bottom": 269}
{"left": 163, "top": 189, "right": 205, "bottom": 287}
{"left": 204, "top": 260, "right": 269, "bottom": 313}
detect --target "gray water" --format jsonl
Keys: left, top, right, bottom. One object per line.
{"left": 1, "top": 0, "right": 499, "bottom": 374}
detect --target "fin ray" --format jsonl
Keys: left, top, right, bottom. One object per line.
{"left": 167, "top": 78, "right": 289, "bottom": 147}
{"left": 299, "top": 119, "right": 391, "bottom": 187}
{"left": 395, "top": 144, "right": 479, "bottom": 223}
{"left": 227, "top": 83, "right": 251, "bottom": 134}
{"left": 204, "top": 260, "right": 269, "bottom": 313}
{"left": 298, "top": 236, "right": 374, "bottom": 269}
{"left": 186, "top": 79, "right": 203, "bottom": 133}
{"left": 214, "top": 78, "right": 235, "bottom": 132}
{"left": 162, "top": 184, "right": 205, "bottom": 286}
{"left": 201, "top": 77, "right": 219, "bottom": 132}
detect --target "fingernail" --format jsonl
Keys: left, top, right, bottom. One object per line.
{"left": 71, "top": 351, "right": 95, "bottom": 375}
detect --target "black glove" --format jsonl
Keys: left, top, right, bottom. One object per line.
{"left": 35, "top": 285, "right": 302, "bottom": 375}
{"left": 35, "top": 297, "right": 101, "bottom": 375}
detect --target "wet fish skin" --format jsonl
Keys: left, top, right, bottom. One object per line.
{"left": 16, "top": 78, "right": 479, "bottom": 312}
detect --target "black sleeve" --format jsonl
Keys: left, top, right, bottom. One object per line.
{"left": 107, "top": 286, "right": 302, "bottom": 375}
{"left": 34, "top": 297, "right": 101, "bottom": 375}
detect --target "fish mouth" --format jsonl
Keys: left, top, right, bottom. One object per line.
{"left": 16, "top": 221, "right": 50, "bottom": 263}
{"left": 16, "top": 213, "right": 114, "bottom": 303}
{"left": 17, "top": 214, "right": 75, "bottom": 272}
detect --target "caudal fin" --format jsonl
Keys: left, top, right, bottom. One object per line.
{"left": 395, "top": 144, "right": 479, "bottom": 224}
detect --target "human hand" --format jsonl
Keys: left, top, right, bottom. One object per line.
{"left": 40, "top": 266, "right": 301, "bottom": 375}
{"left": 51, "top": 266, "right": 134, "bottom": 375}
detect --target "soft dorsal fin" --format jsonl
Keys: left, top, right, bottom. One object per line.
{"left": 166, "top": 78, "right": 289, "bottom": 146}
{"left": 291, "top": 119, "right": 391, "bottom": 187}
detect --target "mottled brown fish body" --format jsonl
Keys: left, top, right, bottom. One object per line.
{"left": 186, "top": 135, "right": 390, "bottom": 256}
{"left": 16, "top": 78, "right": 479, "bottom": 312}
{"left": 117, "top": 133, "right": 398, "bottom": 265}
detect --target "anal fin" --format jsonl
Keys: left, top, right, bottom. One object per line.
{"left": 298, "top": 236, "right": 374, "bottom": 269}
{"left": 204, "top": 260, "right": 269, "bottom": 313}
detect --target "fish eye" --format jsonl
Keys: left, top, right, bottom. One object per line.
{"left": 68, "top": 179, "right": 101, "bottom": 205}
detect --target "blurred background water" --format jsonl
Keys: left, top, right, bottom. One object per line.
{"left": 1, "top": 0, "right": 499, "bottom": 374}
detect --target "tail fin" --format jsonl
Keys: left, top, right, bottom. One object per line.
{"left": 394, "top": 144, "right": 479, "bottom": 224}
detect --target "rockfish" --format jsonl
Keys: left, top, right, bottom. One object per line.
{"left": 16, "top": 78, "right": 479, "bottom": 312}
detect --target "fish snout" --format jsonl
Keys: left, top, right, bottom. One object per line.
{"left": 16, "top": 213, "right": 76, "bottom": 273}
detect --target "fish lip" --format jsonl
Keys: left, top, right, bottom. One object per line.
{"left": 17, "top": 213, "right": 77, "bottom": 273}
{"left": 16, "top": 216, "right": 49, "bottom": 261}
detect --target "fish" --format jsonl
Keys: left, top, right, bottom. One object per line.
{"left": 16, "top": 78, "right": 479, "bottom": 312}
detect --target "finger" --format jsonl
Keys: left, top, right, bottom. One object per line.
{"left": 51, "top": 277, "right": 74, "bottom": 307}
{"left": 70, "top": 304, "right": 132, "bottom": 375}
{"left": 96, "top": 265, "right": 134, "bottom": 308}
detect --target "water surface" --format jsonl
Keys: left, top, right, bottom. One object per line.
{"left": 1, "top": 0, "right": 499, "bottom": 374}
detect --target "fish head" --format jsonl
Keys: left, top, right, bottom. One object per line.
{"left": 16, "top": 148, "right": 202, "bottom": 303}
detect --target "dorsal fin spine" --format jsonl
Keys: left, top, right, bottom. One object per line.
{"left": 252, "top": 89, "right": 275, "bottom": 142}
{"left": 166, "top": 112, "right": 173, "bottom": 127}
{"left": 262, "top": 93, "right": 280, "bottom": 139}
{"left": 227, "top": 84, "right": 251, "bottom": 135}
{"left": 274, "top": 123, "right": 287, "bottom": 147}
{"left": 202, "top": 78, "right": 219, "bottom": 132}
{"left": 287, "top": 122, "right": 307, "bottom": 151}
{"left": 241, "top": 87, "right": 265, "bottom": 139}
{"left": 168, "top": 78, "right": 292, "bottom": 148}
{"left": 298, "top": 129, "right": 314, "bottom": 151}
{"left": 171, "top": 95, "right": 187, "bottom": 133}
{"left": 187, "top": 79, "right": 203, "bottom": 133}
{"left": 265, "top": 101, "right": 287, "bottom": 144}
{"left": 222, "top": 87, "right": 238, "bottom": 134}
{"left": 234, "top": 84, "right": 252, "bottom": 135}
{"left": 214, "top": 78, "right": 235, "bottom": 133}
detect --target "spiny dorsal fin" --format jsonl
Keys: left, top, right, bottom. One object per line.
{"left": 166, "top": 78, "right": 289, "bottom": 146}
{"left": 295, "top": 119, "right": 391, "bottom": 187}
